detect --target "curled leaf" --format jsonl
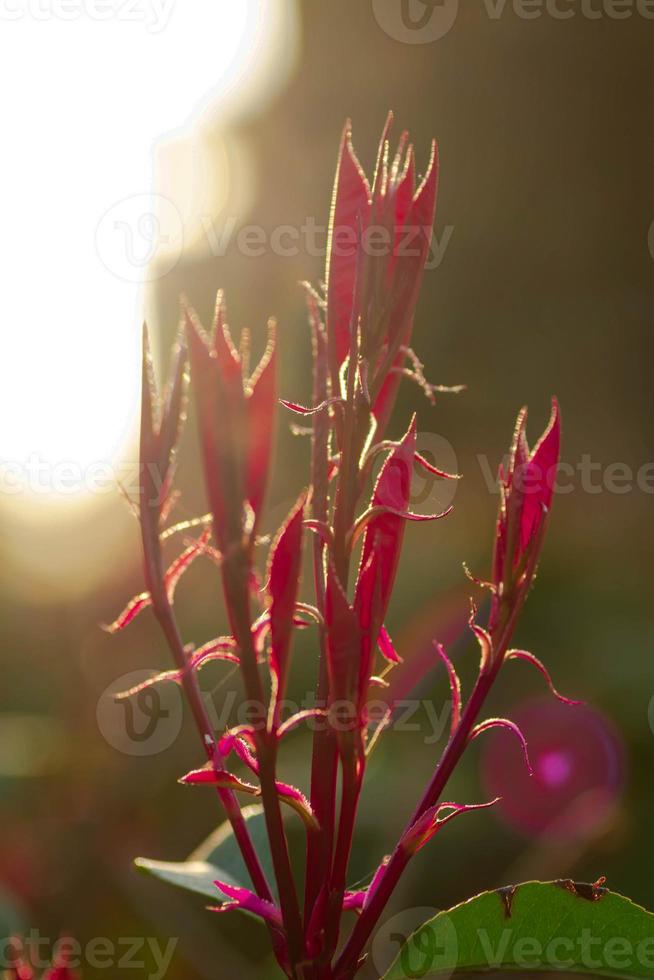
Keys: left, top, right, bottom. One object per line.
{"left": 433, "top": 642, "right": 462, "bottom": 735}
{"left": 103, "top": 592, "right": 151, "bottom": 634}
{"left": 104, "top": 529, "right": 212, "bottom": 633}
{"left": 470, "top": 717, "right": 533, "bottom": 776}
{"left": 506, "top": 649, "right": 583, "bottom": 706}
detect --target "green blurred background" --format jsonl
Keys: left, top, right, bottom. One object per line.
{"left": 1, "top": 1, "right": 653, "bottom": 976}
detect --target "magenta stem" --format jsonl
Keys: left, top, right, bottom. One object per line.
{"left": 333, "top": 666, "right": 498, "bottom": 979}
{"left": 334, "top": 584, "right": 532, "bottom": 979}
{"left": 222, "top": 559, "right": 305, "bottom": 975}
{"left": 305, "top": 308, "right": 340, "bottom": 922}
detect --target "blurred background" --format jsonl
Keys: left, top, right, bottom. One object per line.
{"left": 1, "top": 1, "right": 653, "bottom": 976}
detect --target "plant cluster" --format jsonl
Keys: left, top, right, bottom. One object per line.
{"left": 108, "top": 114, "right": 572, "bottom": 980}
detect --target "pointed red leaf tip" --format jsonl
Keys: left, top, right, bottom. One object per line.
{"left": 433, "top": 641, "right": 462, "bottom": 734}
{"left": 180, "top": 767, "right": 260, "bottom": 795}
{"left": 326, "top": 119, "right": 372, "bottom": 378}
{"left": 324, "top": 115, "right": 439, "bottom": 413}
{"left": 343, "top": 858, "right": 389, "bottom": 916}
{"left": 246, "top": 318, "right": 277, "bottom": 523}
{"left": 185, "top": 292, "right": 277, "bottom": 550}
{"left": 113, "top": 638, "right": 238, "bottom": 701}
{"left": 506, "top": 649, "right": 584, "bottom": 706}
{"left": 518, "top": 397, "right": 560, "bottom": 553}
{"left": 468, "top": 600, "right": 493, "bottom": 671}
{"left": 212, "top": 881, "right": 283, "bottom": 928}
{"left": 103, "top": 529, "right": 212, "bottom": 633}
{"left": 493, "top": 398, "right": 561, "bottom": 589}
{"left": 183, "top": 744, "right": 319, "bottom": 832}
{"left": 267, "top": 491, "right": 307, "bottom": 704}
{"left": 402, "top": 798, "right": 500, "bottom": 855}
{"left": 378, "top": 625, "right": 402, "bottom": 665}
{"left": 470, "top": 717, "right": 534, "bottom": 776}
{"left": 355, "top": 416, "right": 417, "bottom": 626}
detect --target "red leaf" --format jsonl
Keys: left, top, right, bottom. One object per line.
{"left": 378, "top": 625, "right": 402, "bottom": 665}
{"left": 105, "top": 529, "right": 213, "bottom": 633}
{"left": 433, "top": 641, "right": 462, "bottom": 735}
{"left": 267, "top": 492, "right": 306, "bottom": 700}
{"left": 114, "top": 640, "right": 238, "bottom": 700}
{"left": 519, "top": 397, "right": 560, "bottom": 553}
{"left": 274, "top": 781, "right": 320, "bottom": 832}
{"left": 280, "top": 396, "right": 343, "bottom": 416}
{"left": 179, "top": 767, "right": 260, "bottom": 795}
{"left": 185, "top": 298, "right": 245, "bottom": 551}
{"left": 212, "top": 881, "right": 283, "bottom": 928}
{"left": 103, "top": 591, "right": 151, "bottom": 633}
{"left": 355, "top": 416, "right": 417, "bottom": 625}
{"left": 470, "top": 717, "right": 534, "bottom": 776}
{"left": 246, "top": 322, "right": 277, "bottom": 523}
{"left": 164, "top": 528, "right": 212, "bottom": 602}
{"left": 506, "top": 649, "right": 583, "bottom": 706}
{"left": 326, "top": 121, "right": 371, "bottom": 378}
{"left": 402, "top": 797, "right": 500, "bottom": 855}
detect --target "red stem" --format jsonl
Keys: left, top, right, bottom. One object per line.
{"left": 222, "top": 558, "right": 305, "bottom": 975}
{"left": 305, "top": 308, "right": 339, "bottom": 922}
{"left": 333, "top": 665, "right": 499, "bottom": 979}
{"left": 150, "top": 595, "right": 290, "bottom": 971}
{"left": 322, "top": 763, "right": 363, "bottom": 966}
{"left": 334, "top": 565, "right": 537, "bottom": 980}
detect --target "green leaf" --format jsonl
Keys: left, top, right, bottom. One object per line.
{"left": 135, "top": 804, "right": 274, "bottom": 905}
{"left": 383, "top": 880, "right": 654, "bottom": 979}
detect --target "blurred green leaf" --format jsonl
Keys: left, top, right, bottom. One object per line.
{"left": 135, "top": 804, "right": 274, "bottom": 905}
{"left": 384, "top": 880, "right": 654, "bottom": 979}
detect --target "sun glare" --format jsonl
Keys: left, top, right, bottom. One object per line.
{"left": 0, "top": 0, "right": 297, "bottom": 516}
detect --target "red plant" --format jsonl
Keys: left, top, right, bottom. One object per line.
{"left": 108, "top": 113, "right": 575, "bottom": 979}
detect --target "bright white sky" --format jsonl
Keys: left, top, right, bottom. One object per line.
{"left": 0, "top": 0, "right": 296, "bottom": 506}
